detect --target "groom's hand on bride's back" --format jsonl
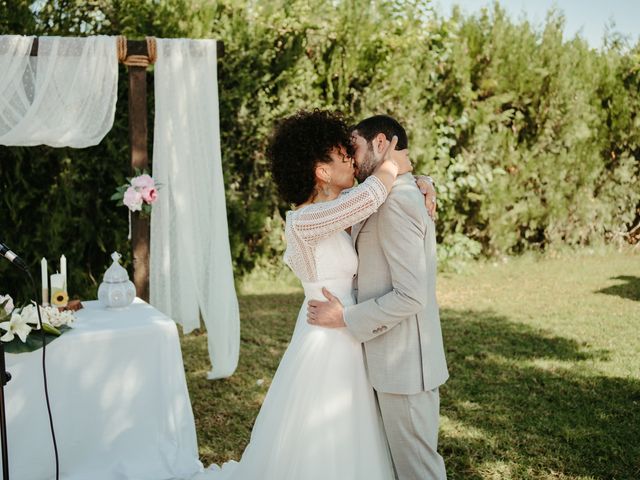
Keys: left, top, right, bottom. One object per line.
{"left": 307, "top": 288, "right": 346, "bottom": 328}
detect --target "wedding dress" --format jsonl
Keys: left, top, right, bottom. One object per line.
{"left": 202, "top": 175, "right": 394, "bottom": 480}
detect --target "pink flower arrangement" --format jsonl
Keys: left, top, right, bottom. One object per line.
{"left": 112, "top": 170, "right": 160, "bottom": 217}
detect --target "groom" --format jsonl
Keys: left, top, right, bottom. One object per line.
{"left": 307, "top": 115, "right": 449, "bottom": 479}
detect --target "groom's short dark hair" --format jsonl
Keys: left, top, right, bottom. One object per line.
{"left": 353, "top": 115, "right": 408, "bottom": 150}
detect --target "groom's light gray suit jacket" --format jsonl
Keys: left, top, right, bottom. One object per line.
{"left": 344, "top": 173, "right": 449, "bottom": 395}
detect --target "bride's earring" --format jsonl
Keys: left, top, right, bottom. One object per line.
{"left": 322, "top": 176, "right": 332, "bottom": 196}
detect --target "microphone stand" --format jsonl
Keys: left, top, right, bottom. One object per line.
{"left": 0, "top": 243, "right": 59, "bottom": 480}
{"left": 0, "top": 341, "right": 10, "bottom": 480}
{"left": 0, "top": 269, "right": 59, "bottom": 480}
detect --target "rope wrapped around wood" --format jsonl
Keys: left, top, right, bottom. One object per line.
{"left": 117, "top": 36, "right": 157, "bottom": 67}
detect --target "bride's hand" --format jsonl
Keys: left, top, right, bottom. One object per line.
{"left": 415, "top": 176, "right": 437, "bottom": 220}
{"left": 377, "top": 135, "right": 399, "bottom": 168}
{"left": 371, "top": 136, "right": 400, "bottom": 193}
{"left": 392, "top": 148, "right": 413, "bottom": 175}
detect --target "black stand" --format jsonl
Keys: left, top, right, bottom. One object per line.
{"left": 0, "top": 257, "right": 58, "bottom": 480}
{"left": 0, "top": 341, "right": 10, "bottom": 480}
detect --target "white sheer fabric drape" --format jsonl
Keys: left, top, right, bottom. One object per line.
{"left": 0, "top": 35, "right": 118, "bottom": 147}
{"left": 151, "top": 38, "right": 240, "bottom": 380}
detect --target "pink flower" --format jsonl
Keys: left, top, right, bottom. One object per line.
{"left": 123, "top": 186, "right": 143, "bottom": 212}
{"left": 141, "top": 187, "right": 158, "bottom": 204}
{"left": 131, "top": 174, "right": 155, "bottom": 190}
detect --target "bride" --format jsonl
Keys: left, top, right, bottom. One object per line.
{"left": 201, "top": 110, "right": 425, "bottom": 479}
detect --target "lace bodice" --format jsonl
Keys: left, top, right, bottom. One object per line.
{"left": 284, "top": 175, "right": 388, "bottom": 282}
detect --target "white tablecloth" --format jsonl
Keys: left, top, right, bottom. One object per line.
{"left": 3, "top": 298, "right": 203, "bottom": 480}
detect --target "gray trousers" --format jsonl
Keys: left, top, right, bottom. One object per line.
{"left": 376, "top": 388, "right": 446, "bottom": 480}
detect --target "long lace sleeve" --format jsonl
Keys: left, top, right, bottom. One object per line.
{"left": 291, "top": 175, "right": 388, "bottom": 245}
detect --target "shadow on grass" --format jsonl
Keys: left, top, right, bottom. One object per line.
{"left": 595, "top": 275, "right": 640, "bottom": 302}
{"left": 440, "top": 308, "right": 640, "bottom": 479}
{"left": 184, "top": 294, "right": 639, "bottom": 478}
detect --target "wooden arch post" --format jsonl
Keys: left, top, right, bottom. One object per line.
{"left": 121, "top": 38, "right": 154, "bottom": 302}
{"left": 31, "top": 37, "right": 224, "bottom": 302}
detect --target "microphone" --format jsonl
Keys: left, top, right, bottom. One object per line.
{"left": 0, "top": 242, "right": 29, "bottom": 272}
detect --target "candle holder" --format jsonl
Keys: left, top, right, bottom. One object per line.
{"left": 50, "top": 273, "right": 68, "bottom": 308}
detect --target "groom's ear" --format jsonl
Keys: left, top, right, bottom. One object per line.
{"left": 374, "top": 133, "right": 388, "bottom": 155}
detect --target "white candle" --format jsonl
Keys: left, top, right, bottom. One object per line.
{"left": 41, "top": 258, "right": 49, "bottom": 306}
{"left": 41, "top": 258, "right": 48, "bottom": 289}
{"left": 60, "top": 255, "right": 67, "bottom": 289}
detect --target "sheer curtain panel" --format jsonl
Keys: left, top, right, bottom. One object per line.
{"left": 150, "top": 38, "right": 240, "bottom": 380}
{"left": 0, "top": 35, "right": 118, "bottom": 147}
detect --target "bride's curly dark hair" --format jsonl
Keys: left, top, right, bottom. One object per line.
{"left": 267, "top": 109, "right": 352, "bottom": 206}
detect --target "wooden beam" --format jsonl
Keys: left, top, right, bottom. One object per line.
{"left": 128, "top": 65, "right": 150, "bottom": 302}
{"left": 30, "top": 38, "right": 225, "bottom": 59}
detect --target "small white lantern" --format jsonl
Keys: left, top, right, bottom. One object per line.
{"left": 98, "top": 252, "right": 136, "bottom": 308}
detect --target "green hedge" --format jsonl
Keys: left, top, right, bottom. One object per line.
{"left": 1, "top": 0, "right": 638, "bottom": 301}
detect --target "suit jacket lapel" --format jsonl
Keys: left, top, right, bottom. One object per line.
{"left": 351, "top": 217, "right": 368, "bottom": 247}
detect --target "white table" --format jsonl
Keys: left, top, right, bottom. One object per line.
{"left": 3, "top": 298, "right": 203, "bottom": 480}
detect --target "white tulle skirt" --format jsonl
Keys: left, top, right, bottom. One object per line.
{"left": 197, "top": 280, "right": 394, "bottom": 480}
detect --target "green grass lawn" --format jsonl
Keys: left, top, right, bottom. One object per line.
{"left": 181, "top": 249, "right": 640, "bottom": 480}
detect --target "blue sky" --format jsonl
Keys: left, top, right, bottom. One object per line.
{"left": 433, "top": 0, "right": 640, "bottom": 48}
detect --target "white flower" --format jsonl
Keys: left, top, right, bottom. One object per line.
{"left": 0, "top": 295, "right": 13, "bottom": 315}
{"left": 21, "top": 304, "right": 75, "bottom": 329}
{"left": 20, "top": 304, "right": 51, "bottom": 329}
{"left": 0, "top": 312, "right": 32, "bottom": 343}
{"left": 47, "top": 308, "right": 75, "bottom": 328}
